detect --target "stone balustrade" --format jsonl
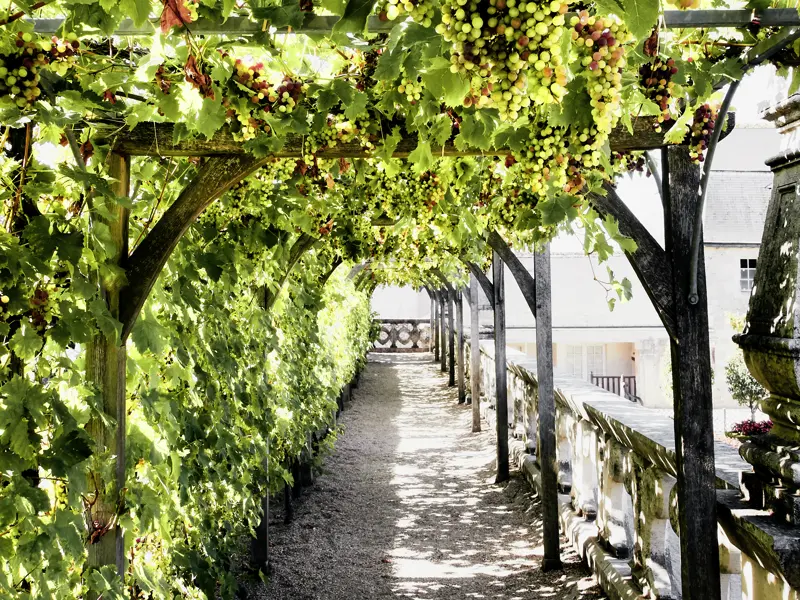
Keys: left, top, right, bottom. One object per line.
{"left": 474, "top": 340, "right": 800, "bottom": 600}
{"left": 373, "top": 319, "right": 430, "bottom": 352}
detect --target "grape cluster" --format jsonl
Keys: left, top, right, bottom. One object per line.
{"left": 365, "top": 169, "right": 445, "bottom": 223}
{"left": 688, "top": 103, "right": 717, "bottom": 163}
{"left": 304, "top": 116, "right": 374, "bottom": 159}
{"left": 435, "top": 0, "right": 570, "bottom": 120}
{"left": 378, "top": 0, "right": 435, "bottom": 26}
{"left": 355, "top": 49, "right": 382, "bottom": 91}
{"left": 0, "top": 32, "right": 79, "bottom": 110}
{"left": 639, "top": 57, "right": 678, "bottom": 131}
{"left": 611, "top": 151, "right": 646, "bottom": 175}
{"left": 398, "top": 76, "right": 423, "bottom": 103}
{"left": 665, "top": 0, "right": 699, "bottom": 9}
{"left": 225, "top": 61, "right": 308, "bottom": 140}
{"left": 514, "top": 123, "right": 569, "bottom": 196}
{"left": 571, "top": 11, "right": 630, "bottom": 135}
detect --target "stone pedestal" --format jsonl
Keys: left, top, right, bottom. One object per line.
{"left": 735, "top": 93, "right": 800, "bottom": 524}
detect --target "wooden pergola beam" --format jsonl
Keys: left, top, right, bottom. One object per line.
{"left": 27, "top": 9, "right": 800, "bottom": 35}
{"left": 97, "top": 115, "right": 734, "bottom": 157}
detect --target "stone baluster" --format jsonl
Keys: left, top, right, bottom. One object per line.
{"left": 557, "top": 409, "right": 573, "bottom": 493}
{"left": 571, "top": 418, "right": 599, "bottom": 519}
{"left": 596, "top": 435, "right": 635, "bottom": 558}
{"left": 629, "top": 456, "right": 680, "bottom": 599}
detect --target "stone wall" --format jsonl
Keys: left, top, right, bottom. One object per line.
{"left": 474, "top": 340, "right": 800, "bottom": 600}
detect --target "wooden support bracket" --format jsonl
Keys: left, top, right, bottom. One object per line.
{"left": 119, "top": 154, "right": 270, "bottom": 340}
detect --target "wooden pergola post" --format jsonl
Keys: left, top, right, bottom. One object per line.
{"left": 448, "top": 288, "right": 456, "bottom": 387}
{"left": 434, "top": 290, "right": 441, "bottom": 362}
{"left": 429, "top": 291, "right": 436, "bottom": 357}
{"left": 440, "top": 291, "right": 447, "bottom": 373}
{"left": 85, "top": 153, "right": 130, "bottom": 576}
{"left": 470, "top": 275, "right": 482, "bottom": 432}
{"left": 665, "top": 146, "right": 720, "bottom": 600}
{"left": 456, "top": 289, "right": 466, "bottom": 403}
{"left": 493, "top": 251, "right": 509, "bottom": 483}
{"left": 535, "top": 243, "right": 561, "bottom": 571}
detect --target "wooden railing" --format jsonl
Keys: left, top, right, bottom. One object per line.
{"left": 373, "top": 319, "right": 430, "bottom": 352}
{"left": 590, "top": 373, "right": 638, "bottom": 401}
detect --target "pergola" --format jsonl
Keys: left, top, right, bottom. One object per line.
{"left": 11, "top": 7, "right": 800, "bottom": 600}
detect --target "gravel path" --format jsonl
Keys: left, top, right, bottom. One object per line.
{"left": 253, "top": 353, "right": 606, "bottom": 600}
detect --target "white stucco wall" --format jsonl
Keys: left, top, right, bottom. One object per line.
{"left": 371, "top": 285, "right": 431, "bottom": 319}
{"left": 706, "top": 246, "right": 761, "bottom": 407}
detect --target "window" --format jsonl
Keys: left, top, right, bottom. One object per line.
{"left": 587, "top": 345, "right": 605, "bottom": 376}
{"left": 565, "top": 345, "right": 583, "bottom": 378}
{"left": 740, "top": 258, "right": 757, "bottom": 292}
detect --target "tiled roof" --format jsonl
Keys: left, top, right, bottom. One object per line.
{"left": 703, "top": 171, "right": 772, "bottom": 244}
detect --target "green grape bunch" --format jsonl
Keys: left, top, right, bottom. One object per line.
{"left": 398, "top": 76, "right": 423, "bottom": 103}
{"left": 571, "top": 10, "right": 630, "bottom": 136}
{"left": 435, "top": 0, "right": 570, "bottom": 120}
{"left": 378, "top": 0, "right": 435, "bottom": 26}
{"left": 0, "top": 32, "right": 79, "bottom": 110}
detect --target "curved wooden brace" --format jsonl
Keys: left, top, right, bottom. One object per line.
{"left": 119, "top": 154, "right": 270, "bottom": 340}
{"left": 486, "top": 230, "right": 536, "bottom": 320}
{"left": 320, "top": 256, "right": 344, "bottom": 288}
{"left": 264, "top": 233, "right": 319, "bottom": 311}
{"left": 587, "top": 181, "right": 677, "bottom": 339}
{"left": 464, "top": 261, "right": 495, "bottom": 310}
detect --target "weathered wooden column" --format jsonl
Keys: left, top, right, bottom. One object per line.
{"left": 493, "top": 251, "right": 509, "bottom": 482}
{"left": 448, "top": 288, "right": 456, "bottom": 387}
{"left": 665, "top": 145, "right": 720, "bottom": 600}
{"left": 440, "top": 292, "right": 447, "bottom": 373}
{"left": 429, "top": 292, "right": 436, "bottom": 356}
{"left": 434, "top": 290, "right": 440, "bottom": 361}
{"left": 456, "top": 289, "right": 466, "bottom": 403}
{"left": 470, "top": 275, "right": 481, "bottom": 432}
{"left": 535, "top": 243, "right": 561, "bottom": 571}
{"left": 85, "top": 153, "right": 130, "bottom": 576}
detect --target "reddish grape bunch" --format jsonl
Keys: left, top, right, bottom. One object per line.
{"left": 688, "top": 103, "right": 717, "bottom": 163}
{"left": 639, "top": 57, "right": 678, "bottom": 132}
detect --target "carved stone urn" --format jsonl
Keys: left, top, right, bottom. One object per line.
{"left": 735, "top": 93, "right": 800, "bottom": 523}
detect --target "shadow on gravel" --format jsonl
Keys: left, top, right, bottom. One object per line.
{"left": 243, "top": 353, "right": 605, "bottom": 600}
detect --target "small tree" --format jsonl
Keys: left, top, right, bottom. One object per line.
{"left": 726, "top": 314, "right": 768, "bottom": 421}
{"left": 725, "top": 354, "right": 768, "bottom": 421}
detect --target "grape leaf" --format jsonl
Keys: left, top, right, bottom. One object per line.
{"left": 421, "top": 60, "right": 470, "bottom": 108}
{"left": 132, "top": 314, "right": 169, "bottom": 356}
{"left": 120, "top": 0, "right": 152, "bottom": 26}
{"left": 540, "top": 194, "right": 580, "bottom": 226}
{"left": 374, "top": 127, "right": 402, "bottom": 163}
{"left": 10, "top": 323, "right": 42, "bottom": 361}
{"left": 408, "top": 139, "right": 434, "bottom": 173}
{"left": 455, "top": 112, "right": 495, "bottom": 151}
{"left": 594, "top": 0, "right": 658, "bottom": 39}
{"left": 252, "top": 3, "right": 306, "bottom": 29}
{"left": 161, "top": 0, "right": 194, "bottom": 33}
{"left": 344, "top": 90, "right": 369, "bottom": 119}
{"left": 331, "top": 0, "right": 377, "bottom": 35}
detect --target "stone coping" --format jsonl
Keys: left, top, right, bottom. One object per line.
{"left": 479, "top": 340, "right": 751, "bottom": 489}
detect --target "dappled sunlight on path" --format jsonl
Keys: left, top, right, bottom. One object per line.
{"left": 257, "top": 353, "right": 605, "bottom": 600}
